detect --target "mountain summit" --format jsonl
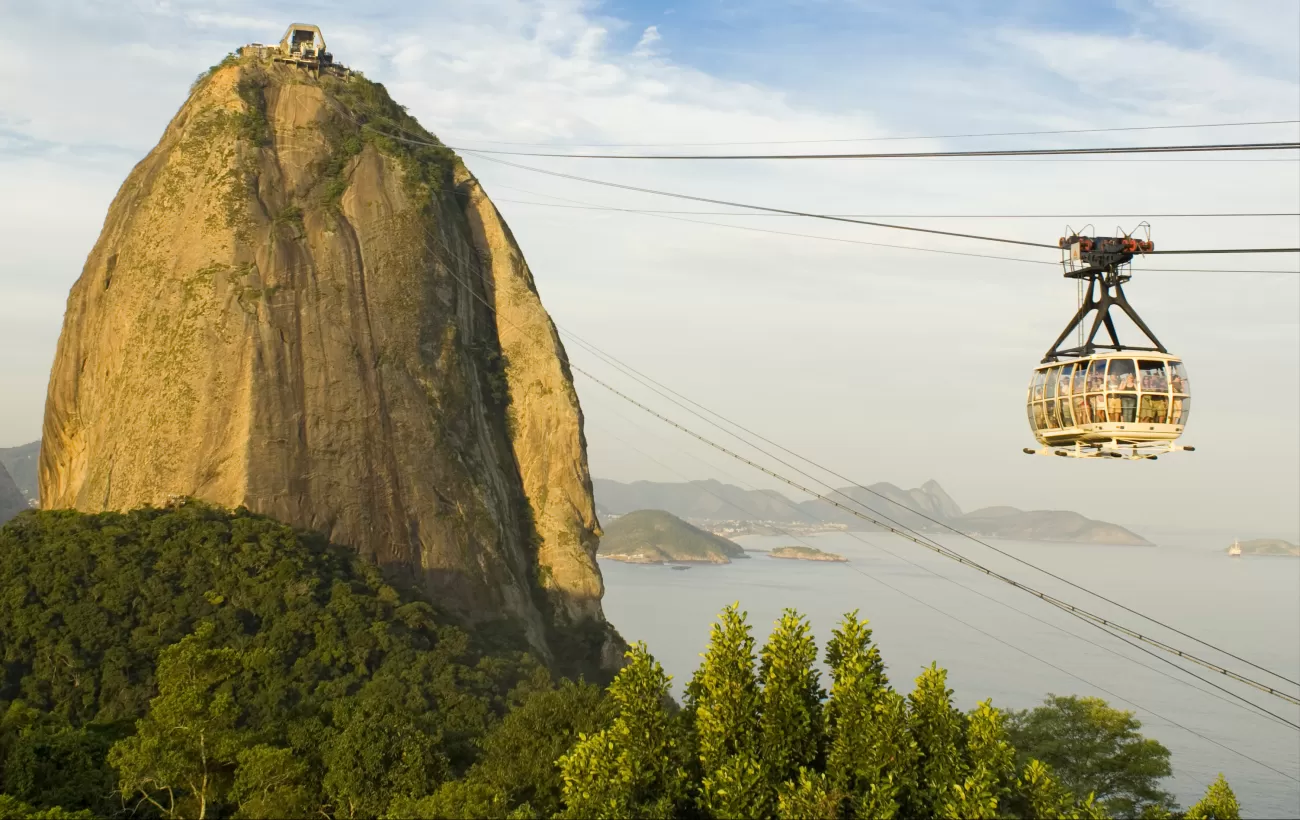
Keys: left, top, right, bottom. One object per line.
{"left": 38, "top": 39, "right": 618, "bottom": 671}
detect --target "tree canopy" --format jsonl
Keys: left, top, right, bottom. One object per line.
{"left": 1006, "top": 694, "right": 1177, "bottom": 817}
{"left": 0, "top": 506, "right": 1245, "bottom": 819}
{"left": 0, "top": 504, "right": 549, "bottom": 817}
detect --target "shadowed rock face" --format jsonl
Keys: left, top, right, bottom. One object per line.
{"left": 39, "top": 58, "right": 618, "bottom": 672}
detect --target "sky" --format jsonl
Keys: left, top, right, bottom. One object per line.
{"left": 0, "top": 0, "right": 1297, "bottom": 538}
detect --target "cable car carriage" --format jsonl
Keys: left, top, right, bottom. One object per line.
{"left": 1024, "top": 229, "right": 1194, "bottom": 461}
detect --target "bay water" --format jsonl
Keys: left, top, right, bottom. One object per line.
{"left": 599, "top": 532, "right": 1300, "bottom": 817}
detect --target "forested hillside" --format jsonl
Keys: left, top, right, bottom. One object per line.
{"left": 0, "top": 506, "right": 1238, "bottom": 818}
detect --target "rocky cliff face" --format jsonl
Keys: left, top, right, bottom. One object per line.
{"left": 39, "top": 57, "right": 618, "bottom": 673}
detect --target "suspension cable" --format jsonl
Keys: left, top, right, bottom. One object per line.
{"left": 575, "top": 368, "right": 1300, "bottom": 707}
{"left": 446, "top": 118, "right": 1300, "bottom": 148}
{"left": 586, "top": 397, "right": 1300, "bottom": 733}
{"left": 443, "top": 141, "right": 1300, "bottom": 160}
{"left": 335, "top": 103, "right": 1300, "bottom": 702}
{"left": 402, "top": 206, "right": 1300, "bottom": 708}
{"left": 556, "top": 326, "right": 1300, "bottom": 691}
{"left": 366, "top": 122, "right": 1300, "bottom": 257}
{"left": 494, "top": 196, "right": 1300, "bottom": 271}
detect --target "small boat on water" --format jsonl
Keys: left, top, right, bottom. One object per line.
{"left": 1228, "top": 538, "right": 1242, "bottom": 557}
{"left": 670, "top": 564, "right": 692, "bottom": 571}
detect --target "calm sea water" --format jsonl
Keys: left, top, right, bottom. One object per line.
{"left": 599, "top": 533, "right": 1300, "bottom": 817}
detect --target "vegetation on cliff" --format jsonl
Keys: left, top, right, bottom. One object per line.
{"left": 597, "top": 510, "right": 746, "bottom": 564}
{"left": 0, "top": 508, "right": 1238, "bottom": 818}
{"left": 38, "top": 50, "right": 614, "bottom": 673}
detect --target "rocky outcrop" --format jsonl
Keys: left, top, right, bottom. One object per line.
{"left": 38, "top": 56, "right": 618, "bottom": 672}
{"left": 768, "top": 546, "right": 847, "bottom": 562}
{"left": 0, "top": 464, "right": 26, "bottom": 525}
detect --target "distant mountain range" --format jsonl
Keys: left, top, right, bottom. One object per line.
{"left": 593, "top": 478, "right": 1151, "bottom": 546}
{"left": 0, "top": 464, "right": 27, "bottom": 525}
{"left": 0, "top": 441, "right": 38, "bottom": 504}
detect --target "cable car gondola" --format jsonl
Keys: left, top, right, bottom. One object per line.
{"left": 1023, "top": 228, "right": 1194, "bottom": 461}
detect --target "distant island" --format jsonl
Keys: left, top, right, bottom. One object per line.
{"left": 594, "top": 478, "right": 1151, "bottom": 546}
{"left": 597, "top": 510, "right": 747, "bottom": 565}
{"left": 1232, "top": 538, "right": 1299, "bottom": 556}
{"left": 769, "top": 546, "right": 847, "bottom": 562}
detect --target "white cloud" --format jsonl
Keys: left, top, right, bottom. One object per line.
{"left": 633, "top": 25, "right": 661, "bottom": 57}
{"left": 997, "top": 28, "right": 1299, "bottom": 121}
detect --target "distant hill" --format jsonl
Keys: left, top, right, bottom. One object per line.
{"left": 955, "top": 507, "right": 1151, "bottom": 546}
{"left": 0, "top": 440, "right": 39, "bottom": 504}
{"left": 1233, "top": 538, "right": 1299, "bottom": 556}
{"left": 798, "top": 480, "right": 963, "bottom": 532}
{"left": 593, "top": 478, "right": 1150, "bottom": 546}
{"left": 0, "top": 464, "right": 28, "bottom": 525}
{"left": 593, "top": 478, "right": 798, "bottom": 521}
{"left": 598, "top": 510, "right": 747, "bottom": 564}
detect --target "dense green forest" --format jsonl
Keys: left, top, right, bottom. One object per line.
{"left": 0, "top": 505, "right": 1242, "bottom": 819}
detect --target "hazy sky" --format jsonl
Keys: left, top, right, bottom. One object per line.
{"left": 1, "top": 0, "right": 1297, "bottom": 537}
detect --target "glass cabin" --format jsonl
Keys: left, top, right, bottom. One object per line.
{"left": 1027, "top": 352, "right": 1190, "bottom": 448}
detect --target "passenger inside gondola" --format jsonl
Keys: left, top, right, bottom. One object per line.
{"left": 1170, "top": 362, "right": 1189, "bottom": 394}
{"left": 1140, "top": 360, "right": 1167, "bottom": 392}
{"left": 1089, "top": 394, "right": 1108, "bottom": 423}
{"left": 1139, "top": 394, "right": 1169, "bottom": 424}
{"left": 1086, "top": 360, "right": 1106, "bottom": 392}
{"left": 1106, "top": 359, "right": 1137, "bottom": 391}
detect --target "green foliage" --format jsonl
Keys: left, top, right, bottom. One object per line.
{"left": 943, "top": 700, "right": 1016, "bottom": 819}
{"left": 189, "top": 53, "right": 239, "bottom": 94}
{"left": 906, "top": 663, "right": 966, "bottom": 818}
{"left": 229, "top": 745, "right": 314, "bottom": 819}
{"left": 0, "top": 794, "right": 95, "bottom": 819}
{"left": 234, "top": 69, "right": 270, "bottom": 146}
{"left": 467, "top": 677, "right": 615, "bottom": 817}
{"left": 776, "top": 769, "right": 842, "bottom": 820}
{"left": 558, "top": 643, "right": 687, "bottom": 819}
{"left": 320, "top": 677, "right": 450, "bottom": 818}
{"left": 0, "top": 703, "right": 120, "bottom": 817}
{"left": 318, "top": 74, "right": 457, "bottom": 204}
{"left": 384, "top": 779, "right": 513, "bottom": 819}
{"left": 0, "top": 509, "right": 1242, "bottom": 820}
{"left": 0, "top": 504, "right": 539, "bottom": 817}
{"left": 272, "top": 204, "right": 303, "bottom": 229}
{"left": 689, "top": 604, "right": 771, "bottom": 818}
{"left": 1184, "top": 774, "right": 1241, "bottom": 820}
{"left": 108, "top": 623, "right": 249, "bottom": 818}
{"left": 1007, "top": 695, "right": 1176, "bottom": 817}
{"left": 480, "top": 347, "right": 513, "bottom": 408}
{"left": 822, "top": 611, "right": 912, "bottom": 818}
{"left": 758, "top": 609, "right": 824, "bottom": 787}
